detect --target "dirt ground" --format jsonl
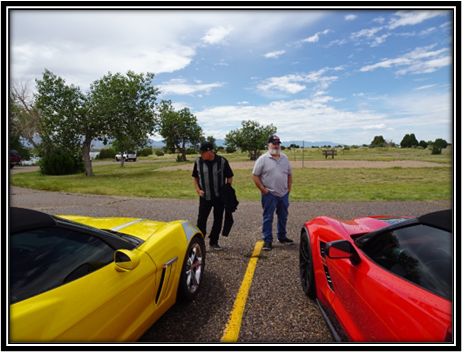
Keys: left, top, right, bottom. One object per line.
{"left": 156, "top": 159, "right": 449, "bottom": 171}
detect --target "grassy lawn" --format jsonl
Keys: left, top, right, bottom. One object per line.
{"left": 11, "top": 147, "right": 453, "bottom": 202}
{"left": 143, "top": 146, "right": 452, "bottom": 164}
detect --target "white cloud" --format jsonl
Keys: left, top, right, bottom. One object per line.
{"left": 256, "top": 67, "right": 343, "bottom": 95}
{"left": 359, "top": 45, "right": 451, "bottom": 75}
{"left": 363, "top": 124, "right": 386, "bottom": 130}
{"left": 258, "top": 75, "right": 307, "bottom": 94}
{"left": 264, "top": 50, "right": 286, "bottom": 59}
{"left": 158, "top": 78, "right": 224, "bottom": 96}
{"left": 350, "top": 26, "right": 391, "bottom": 47}
{"left": 345, "top": 14, "right": 357, "bottom": 21}
{"left": 201, "top": 26, "right": 233, "bottom": 45}
{"left": 415, "top": 84, "right": 437, "bottom": 90}
{"left": 351, "top": 27, "right": 384, "bottom": 39}
{"left": 302, "top": 29, "right": 331, "bottom": 43}
{"left": 195, "top": 97, "right": 389, "bottom": 142}
{"left": 195, "top": 88, "right": 452, "bottom": 143}
{"left": 388, "top": 10, "right": 449, "bottom": 30}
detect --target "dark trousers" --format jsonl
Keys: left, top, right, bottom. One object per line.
{"left": 197, "top": 197, "right": 224, "bottom": 245}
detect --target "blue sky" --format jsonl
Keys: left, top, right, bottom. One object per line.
{"left": 8, "top": 7, "right": 454, "bottom": 145}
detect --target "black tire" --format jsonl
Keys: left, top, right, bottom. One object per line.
{"left": 177, "top": 235, "right": 205, "bottom": 301}
{"left": 300, "top": 227, "right": 317, "bottom": 300}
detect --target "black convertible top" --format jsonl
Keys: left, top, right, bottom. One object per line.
{"left": 418, "top": 209, "right": 452, "bottom": 232}
{"left": 10, "top": 207, "right": 57, "bottom": 234}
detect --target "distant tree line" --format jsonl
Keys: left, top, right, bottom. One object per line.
{"left": 369, "top": 134, "right": 449, "bottom": 154}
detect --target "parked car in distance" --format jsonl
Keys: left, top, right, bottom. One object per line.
{"left": 10, "top": 207, "right": 205, "bottom": 342}
{"left": 115, "top": 151, "right": 137, "bottom": 162}
{"left": 299, "top": 209, "right": 452, "bottom": 342}
{"left": 10, "top": 150, "right": 21, "bottom": 168}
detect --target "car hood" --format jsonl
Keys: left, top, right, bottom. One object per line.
{"left": 57, "top": 215, "right": 171, "bottom": 242}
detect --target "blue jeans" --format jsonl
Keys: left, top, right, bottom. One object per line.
{"left": 261, "top": 192, "right": 289, "bottom": 243}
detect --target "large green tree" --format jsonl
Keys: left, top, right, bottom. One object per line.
{"left": 157, "top": 100, "right": 203, "bottom": 161}
{"left": 35, "top": 69, "right": 104, "bottom": 176}
{"left": 90, "top": 71, "right": 160, "bottom": 167}
{"left": 371, "top": 135, "right": 386, "bottom": 147}
{"left": 225, "top": 120, "right": 277, "bottom": 160}
{"left": 400, "top": 133, "right": 419, "bottom": 148}
{"left": 10, "top": 79, "right": 42, "bottom": 150}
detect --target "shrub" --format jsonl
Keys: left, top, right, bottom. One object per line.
{"left": 137, "top": 147, "right": 153, "bottom": 157}
{"left": 97, "top": 148, "right": 117, "bottom": 160}
{"left": 40, "top": 152, "right": 84, "bottom": 175}
{"left": 154, "top": 149, "right": 164, "bottom": 156}
{"left": 185, "top": 148, "right": 196, "bottom": 155}
{"left": 225, "top": 146, "right": 236, "bottom": 154}
{"left": 431, "top": 145, "right": 442, "bottom": 155}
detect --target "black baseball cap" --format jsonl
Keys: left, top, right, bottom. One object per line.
{"left": 199, "top": 142, "right": 214, "bottom": 152}
{"left": 268, "top": 135, "right": 281, "bottom": 144}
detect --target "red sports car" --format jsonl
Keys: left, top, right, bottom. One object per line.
{"left": 299, "top": 209, "right": 452, "bottom": 342}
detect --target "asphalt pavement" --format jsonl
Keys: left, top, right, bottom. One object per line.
{"left": 8, "top": 166, "right": 452, "bottom": 344}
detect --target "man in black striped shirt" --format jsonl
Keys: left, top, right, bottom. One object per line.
{"left": 192, "top": 142, "right": 234, "bottom": 251}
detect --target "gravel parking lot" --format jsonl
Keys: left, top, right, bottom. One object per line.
{"left": 9, "top": 180, "right": 451, "bottom": 344}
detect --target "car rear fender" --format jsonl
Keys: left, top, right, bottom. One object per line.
{"left": 138, "top": 221, "right": 203, "bottom": 307}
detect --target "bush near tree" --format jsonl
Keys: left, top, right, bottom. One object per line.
{"left": 40, "top": 151, "right": 84, "bottom": 175}
{"left": 96, "top": 148, "right": 117, "bottom": 160}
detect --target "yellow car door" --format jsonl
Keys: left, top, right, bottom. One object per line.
{"left": 11, "top": 248, "right": 158, "bottom": 342}
{"left": 10, "top": 216, "right": 164, "bottom": 343}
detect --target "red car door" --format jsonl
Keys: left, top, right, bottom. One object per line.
{"left": 327, "top": 243, "right": 452, "bottom": 342}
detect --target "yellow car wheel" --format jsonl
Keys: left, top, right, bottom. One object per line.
{"left": 177, "top": 236, "right": 205, "bottom": 301}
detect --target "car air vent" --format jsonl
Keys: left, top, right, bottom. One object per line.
{"left": 320, "top": 241, "right": 327, "bottom": 259}
{"left": 323, "top": 264, "right": 334, "bottom": 292}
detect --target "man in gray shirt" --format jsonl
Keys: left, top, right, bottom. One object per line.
{"left": 252, "top": 135, "right": 294, "bottom": 251}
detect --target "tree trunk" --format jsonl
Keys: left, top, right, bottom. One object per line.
{"left": 120, "top": 150, "right": 125, "bottom": 168}
{"left": 82, "top": 138, "right": 94, "bottom": 177}
{"left": 181, "top": 141, "right": 187, "bottom": 161}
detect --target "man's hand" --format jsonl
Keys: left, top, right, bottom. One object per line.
{"left": 252, "top": 174, "right": 269, "bottom": 195}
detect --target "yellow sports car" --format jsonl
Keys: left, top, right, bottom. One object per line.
{"left": 10, "top": 207, "right": 205, "bottom": 342}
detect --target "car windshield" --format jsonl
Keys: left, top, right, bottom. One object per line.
{"left": 357, "top": 224, "right": 452, "bottom": 301}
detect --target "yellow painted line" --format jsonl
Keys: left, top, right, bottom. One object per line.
{"left": 220, "top": 241, "right": 264, "bottom": 342}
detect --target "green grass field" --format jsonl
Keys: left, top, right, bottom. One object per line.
{"left": 11, "top": 147, "right": 452, "bottom": 202}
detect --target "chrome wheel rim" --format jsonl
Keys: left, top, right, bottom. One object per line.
{"left": 185, "top": 243, "right": 203, "bottom": 294}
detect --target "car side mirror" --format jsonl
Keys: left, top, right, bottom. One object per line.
{"left": 326, "top": 240, "right": 361, "bottom": 265}
{"left": 115, "top": 249, "right": 140, "bottom": 272}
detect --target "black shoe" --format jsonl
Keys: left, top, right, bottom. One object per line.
{"left": 210, "top": 243, "right": 223, "bottom": 251}
{"left": 262, "top": 241, "right": 273, "bottom": 251}
{"left": 277, "top": 237, "right": 294, "bottom": 245}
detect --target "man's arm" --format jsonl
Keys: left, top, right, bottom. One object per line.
{"left": 226, "top": 177, "right": 233, "bottom": 186}
{"left": 252, "top": 174, "right": 269, "bottom": 195}
{"left": 287, "top": 174, "right": 292, "bottom": 193}
{"left": 193, "top": 177, "right": 204, "bottom": 197}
